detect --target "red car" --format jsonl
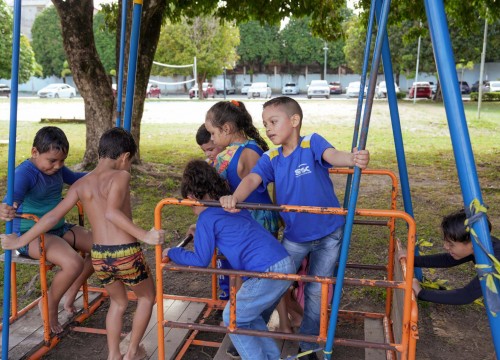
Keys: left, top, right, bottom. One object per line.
{"left": 329, "top": 81, "right": 343, "bottom": 94}
{"left": 147, "top": 83, "right": 161, "bottom": 98}
{"left": 409, "top": 82, "right": 432, "bottom": 99}
{"left": 189, "top": 82, "right": 215, "bottom": 99}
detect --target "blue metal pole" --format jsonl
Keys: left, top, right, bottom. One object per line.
{"left": 115, "top": 0, "right": 128, "bottom": 127}
{"left": 324, "top": 1, "right": 392, "bottom": 358}
{"left": 343, "top": 0, "right": 377, "bottom": 209}
{"left": 374, "top": 0, "right": 422, "bottom": 279}
{"left": 424, "top": 0, "right": 500, "bottom": 353}
{"left": 3, "top": 1, "right": 22, "bottom": 358}
{"left": 123, "top": 0, "right": 143, "bottom": 132}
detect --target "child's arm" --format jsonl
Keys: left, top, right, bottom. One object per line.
{"left": 105, "top": 171, "right": 164, "bottom": 245}
{"left": 322, "top": 147, "right": 370, "bottom": 169}
{"left": 220, "top": 173, "right": 263, "bottom": 212}
{"left": 0, "top": 188, "right": 79, "bottom": 250}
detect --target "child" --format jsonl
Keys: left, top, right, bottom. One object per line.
{"left": 163, "top": 159, "right": 294, "bottom": 360}
{"left": 1, "top": 128, "right": 165, "bottom": 360}
{"left": 196, "top": 123, "right": 225, "bottom": 167}
{"left": 0, "top": 126, "right": 94, "bottom": 334}
{"left": 220, "top": 96, "right": 370, "bottom": 359}
{"left": 401, "top": 209, "right": 498, "bottom": 305}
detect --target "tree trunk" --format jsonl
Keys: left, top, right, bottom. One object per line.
{"left": 52, "top": 0, "right": 166, "bottom": 167}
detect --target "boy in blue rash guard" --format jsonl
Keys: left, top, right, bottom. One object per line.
{"left": 220, "top": 96, "right": 370, "bottom": 359}
{"left": 163, "top": 160, "right": 294, "bottom": 360}
{"left": 0, "top": 126, "right": 94, "bottom": 334}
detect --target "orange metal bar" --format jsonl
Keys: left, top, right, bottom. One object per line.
{"left": 154, "top": 199, "right": 166, "bottom": 360}
{"left": 11, "top": 262, "right": 17, "bottom": 318}
{"left": 174, "top": 305, "right": 214, "bottom": 359}
{"left": 211, "top": 252, "right": 218, "bottom": 301}
{"left": 228, "top": 275, "right": 237, "bottom": 331}
{"left": 319, "top": 282, "right": 329, "bottom": 340}
{"left": 154, "top": 198, "right": 417, "bottom": 359}
{"left": 189, "top": 339, "right": 221, "bottom": 347}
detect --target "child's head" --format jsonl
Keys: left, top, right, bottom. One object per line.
{"left": 32, "top": 126, "right": 69, "bottom": 155}
{"left": 31, "top": 126, "right": 70, "bottom": 175}
{"left": 98, "top": 127, "right": 137, "bottom": 161}
{"left": 196, "top": 124, "right": 224, "bottom": 162}
{"left": 441, "top": 209, "right": 492, "bottom": 259}
{"left": 181, "top": 160, "right": 231, "bottom": 201}
{"left": 261, "top": 96, "right": 303, "bottom": 145}
{"left": 204, "top": 100, "right": 269, "bottom": 151}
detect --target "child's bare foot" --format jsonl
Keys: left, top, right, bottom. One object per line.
{"left": 124, "top": 344, "right": 147, "bottom": 360}
{"left": 63, "top": 298, "right": 78, "bottom": 316}
{"left": 38, "top": 297, "right": 64, "bottom": 334}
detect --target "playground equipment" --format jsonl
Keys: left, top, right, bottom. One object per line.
{"left": 2, "top": 0, "right": 497, "bottom": 358}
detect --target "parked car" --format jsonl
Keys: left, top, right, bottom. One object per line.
{"left": 247, "top": 82, "right": 272, "bottom": 99}
{"left": 459, "top": 81, "right": 470, "bottom": 94}
{"left": 37, "top": 83, "right": 76, "bottom": 98}
{"left": 240, "top": 83, "right": 252, "bottom": 95}
{"left": 408, "top": 82, "right": 432, "bottom": 99}
{"left": 307, "top": 80, "right": 330, "bottom": 99}
{"left": 471, "top": 80, "right": 490, "bottom": 92}
{"left": 429, "top": 81, "right": 437, "bottom": 94}
{"left": 281, "top": 82, "right": 300, "bottom": 95}
{"left": 214, "top": 79, "right": 235, "bottom": 95}
{"left": 189, "top": 82, "right": 215, "bottom": 99}
{"left": 346, "top": 81, "right": 367, "bottom": 98}
{"left": 147, "top": 83, "right": 161, "bottom": 98}
{"left": 489, "top": 81, "right": 500, "bottom": 92}
{"left": 329, "top": 81, "right": 343, "bottom": 94}
{"left": 375, "top": 81, "right": 400, "bottom": 98}
{"left": 0, "top": 84, "right": 10, "bottom": 97}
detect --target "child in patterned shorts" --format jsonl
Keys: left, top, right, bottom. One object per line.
{"left": 1, "top": 128, "right": 165, "bottom": 360}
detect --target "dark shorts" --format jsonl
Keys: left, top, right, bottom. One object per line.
{"left": 16, "top": 222, "right": 76, "bottom": 258}
{"left": 91, "top": 242, "right": 151, "bottom": 287}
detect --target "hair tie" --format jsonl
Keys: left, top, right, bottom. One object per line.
{"left": 230, "top": 100, "right": 239, "bottom": 107}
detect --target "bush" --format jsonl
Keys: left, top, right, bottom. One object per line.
{"left": 396, "top": 92, "right": 407, "bottom": 99}
{"left": 470, "top": 92, "right": 500, "bottom": 102}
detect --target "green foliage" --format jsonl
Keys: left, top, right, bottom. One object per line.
{"left": 281, "top": 17, "right": 323, "bottom": 67}
{"left": 93, "top": 11, "right": 116, "bottom": 74}
{"left": 237, "top": 21, "right": 281, "bottom": 71}
{"left": 31, "top": 6, "right": 66, "bottom": 78}
{"left": 0, "top": 0, "right": 40, "bottom": 83}
{"left": 471, "top": 91, "right": 500, "bottom": 101}
{"left": 154, "top": 16, "right": 239, "bottom": 83}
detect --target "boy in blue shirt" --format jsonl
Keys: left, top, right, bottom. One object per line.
{"left": 163, "top": 160, "right": 294, "bottom": 360}
{"left": 220, "top": 96, "right": 370, "bottom": 358}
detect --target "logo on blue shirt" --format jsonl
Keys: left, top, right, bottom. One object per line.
{"left": 294, "top": 163, "right": 311, "bottom": 177}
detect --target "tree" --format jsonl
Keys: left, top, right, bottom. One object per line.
{"left": 0, "top": 0, "right": 39, "bottom": 83}
{"left": 93, "top": 11, "right": 116, "bottom": 75}
{"left": 155, "top": 16, "right": 240, "bottom": 94}
{"left": 31, "top": 6, "right": 66, "bottom": 78}
{"left": 238, "top": 21, "right": 281, "bottom": 75}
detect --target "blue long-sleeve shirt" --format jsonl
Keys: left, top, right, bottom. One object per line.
{"left": 168, "top": 207, "right": 289, "bottom": 273}
{"left": 415, "top": 236, "right": 500, "bottom": 305}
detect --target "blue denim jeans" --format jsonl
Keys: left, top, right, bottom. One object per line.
{"left": 223, "top": 256, "right": 294, "bottom": 360}
{"left": 282, "top": 227, "right": 343, "bottom": 351}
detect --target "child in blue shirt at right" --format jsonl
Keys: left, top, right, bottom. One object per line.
{"left": 163, "top": 159, "right": 294, "bottom": 360}
{"left": 220, "top": 96, "right": 370, "bottom": 359}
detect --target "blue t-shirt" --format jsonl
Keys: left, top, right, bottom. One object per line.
{"left": 251, "top": 133, "right": 345, "bottom": 243}
{"left": 6, "top": 160, "right": 86, "bottom": 233}
{"left": 168, "top": 207, "right": 289, "bottom": 272}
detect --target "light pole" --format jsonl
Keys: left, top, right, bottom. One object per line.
{"left": 223, "top": 67, "right": 227, "bottom": 100}
{"left": 323, "top": 42, "right": 329, "bottom": 80}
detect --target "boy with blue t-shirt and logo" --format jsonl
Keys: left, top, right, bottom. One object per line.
{"left": 220, "top": 96, "right": 370, "bottom": 359}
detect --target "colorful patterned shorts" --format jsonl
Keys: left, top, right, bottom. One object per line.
{"left": 91, "top": 243, "right": 151, "bottom": 287}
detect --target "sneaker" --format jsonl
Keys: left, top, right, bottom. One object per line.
{"left": 226, "top": 343, "right": 240, "bottom": 359}
{"left": 297, "top": 348, "right": 319, "bottom": 360}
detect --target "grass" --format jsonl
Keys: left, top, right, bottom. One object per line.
{"left": 0, "top": 99, "right": 499, "bottom": 318}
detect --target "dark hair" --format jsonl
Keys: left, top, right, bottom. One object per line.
{"left": 196, "top": 124, "right": 211, "bottom": 146}
{"left": 32, "top": 126, "right": 69, "bottom": 155}
{"left": 205, "top": 101, "right": 269, "bottom": 151}
{"left": 181, "top": 160, "right": 231, "bottom": 200}
{"left": 98, "top": 127, "right": 137, "bottom": 160}
{"left": 263, "top": 96, "right": 303, "bottom": 124}
{"left": 442, "top": 209, "right": 492, "bottom": 243}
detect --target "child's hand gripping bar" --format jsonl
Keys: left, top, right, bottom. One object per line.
{"left": 161, "top": 234, "right": 194, "bottom": 263}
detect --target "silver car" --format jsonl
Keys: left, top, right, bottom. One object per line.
{"left": 307, "top": 80, "right": 330, "bottom": 99}
{"left": 247, "top": 82, "right": 272, "bottom": 99}
{"left": 282, "top": 82, "right": 300, "bottom": 95}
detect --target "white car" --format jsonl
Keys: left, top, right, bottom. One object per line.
{"left": 307, "top": 80, "right": 330, "bottom": 99}
{"left": 282, "top": 82, "right": 300, "bottom": 95}
{"left": 37, "top": 83, "right": 76, "bottom": 98}
{"left": 247, "top": 82, "right": 272, "bottom": 99}
{"left": 240, "top": 83, "right": 252, "bottom": 95}
{"left": 375, "top": 81, "right": 400, "bottom": 98}
{"left": 346, "top": 81, "right": 367, "bottom": 98}
{"left": 488, "top": 81, "right": 500, "bottom": 92}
